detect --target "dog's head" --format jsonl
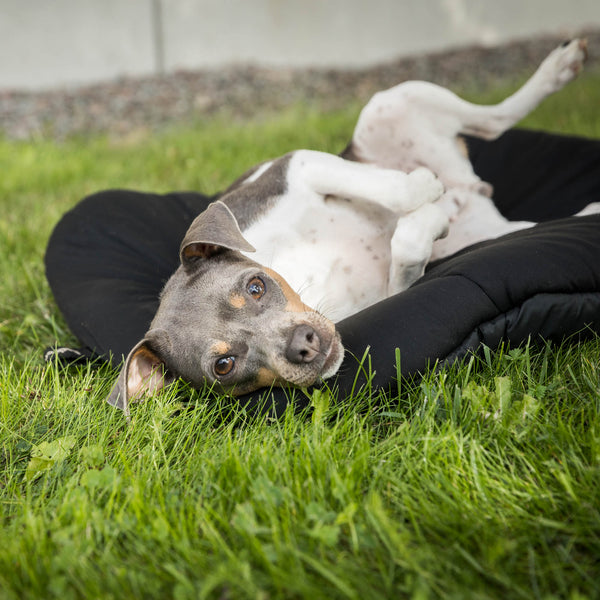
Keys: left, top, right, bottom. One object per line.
{"left": 106, "top": 201, "right": 344, "bottom": 414}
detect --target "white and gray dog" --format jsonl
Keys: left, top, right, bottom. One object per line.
{"left": 107, "top": 39, "right": 597, "bottom": 415}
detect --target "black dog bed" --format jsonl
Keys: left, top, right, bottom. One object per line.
{"left": 45, "top": 129, "right": 600, "bottom": 413}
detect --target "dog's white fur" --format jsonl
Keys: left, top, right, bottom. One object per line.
{"left": 236, "top": 39, "right": 596, "bottom": 322}
{"left": 242, "top": 158, "right": 446, "bottom": 321}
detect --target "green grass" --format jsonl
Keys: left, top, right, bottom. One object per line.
{"left": 1, "top": 69, "right": 600, "bottom": 599}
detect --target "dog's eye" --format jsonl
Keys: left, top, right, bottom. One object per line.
{"left": 214, "top": 356, "right": 235, "bottom": 377}
{"left": 247, "top": 277, "right": 266, "bottom": 300}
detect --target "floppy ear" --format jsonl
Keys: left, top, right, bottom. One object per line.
{"left": 180, "top": 200, "right": 255, "bottom": 264}
{"left": 105, "top": 333, "right": 175, "bottom": 417}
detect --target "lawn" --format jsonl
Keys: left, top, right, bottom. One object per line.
{"left": 1, "top": 65, "right": 600, "bottom": 599}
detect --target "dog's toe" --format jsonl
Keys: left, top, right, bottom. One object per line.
{"left": 473, "top": 180, "right": 493, "bottom": 198}
{"left": 406, "top": 167, "right": 445, "bottom": 206}
{"left": 541, "top": 38, "right": 587, "bottom": 90}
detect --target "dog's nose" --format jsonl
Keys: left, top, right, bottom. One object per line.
{"left": 286, "top": 324, "right": 321, "bottom": 364}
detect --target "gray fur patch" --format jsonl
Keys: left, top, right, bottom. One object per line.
{"left": 218, "top": 153, "right": 293, "bottom": 230}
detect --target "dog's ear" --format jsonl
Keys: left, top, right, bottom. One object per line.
{"left": 180, "top": 201, "right": 255, "bottom": 264}
{"left": 106, "top": 331, "right": 175, "bottom": 417}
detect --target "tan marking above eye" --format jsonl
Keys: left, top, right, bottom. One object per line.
{"left": 211, "top": 341, "right": 231, "bottom": 356}
{"left": 263, "top": 268, "right": 311, "bottom": 313}
{"left": 230, "top": 293, "right": 246, "bottom": 308}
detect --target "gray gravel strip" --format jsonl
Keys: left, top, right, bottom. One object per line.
{"left": 1, "top": 29, "right": 599, "bottom": 140}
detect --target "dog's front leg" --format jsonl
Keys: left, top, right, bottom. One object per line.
{"left": 292, "top": 150, "right": 444, "bottom": 214}
{"left": 388, "top": 203, "right": 449, "bottom": 294}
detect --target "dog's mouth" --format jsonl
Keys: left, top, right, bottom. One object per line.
{"left": 320, "top": 331, "right": 345, "bottom": 380}
{"left": 251, "top": 322, "right": 344, "bottom": 390}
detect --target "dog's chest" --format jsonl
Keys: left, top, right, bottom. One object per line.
{"left": 241, "top": 196, "right": 394, "bottom": 321}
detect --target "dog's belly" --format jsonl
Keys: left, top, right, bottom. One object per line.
{"left": 242, "top": 198, "right": 395, "bottom": 322}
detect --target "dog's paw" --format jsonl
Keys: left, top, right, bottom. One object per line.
{"left": 436, "top": 191, "right": 465, "bottom": 222}
{"left": 405, "top": 167, "right": 445, "bottom": 207}
{"left": 539, "top": 38, "right": 587, "bottom": 91}
{"left": 472, "top": 180, "right": 493, "bottom": 198}
{"left": 389, "top": 202, "right": 449, "bottom": 291}
{"left": 425, "top": 202, "right": 450, "bottom": 240}
{"left": 575, "top": 201, "right": 600, "bottom": 217}
{"left": 392, "top": 203, "right": 449, "bottom": 253}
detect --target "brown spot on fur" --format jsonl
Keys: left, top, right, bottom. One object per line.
{"left": 255, "top": 367, "right": 280, "bottom": 388}
{"left": 229, "top": 293, "right": 246, "bottom": 308}
{"left": 455, "top": 135, "right": 469, "bottom": 158}
{"left": 264, "top": 267, "right": 311, "bottom": 313}
{"left": 339, "top": 142, "right": 361, "bottom": 163}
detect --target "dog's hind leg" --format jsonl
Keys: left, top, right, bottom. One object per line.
{"left": 457, "top": 38, "right": 588, "bottom": 139}
{"left": 348, "top": 39, "right": 587, "bottom": 193}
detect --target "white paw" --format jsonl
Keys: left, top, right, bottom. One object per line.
{"left": 575, "top": 202, "right": 600, "bottom": 217}
{"left": 405, "top": 167, "right": 445, "bottom": 207}
{"left": 540, "top": 38, "right": 587, "bottom": 92}
{"left": 391, "top": 203, "right": 449, "bottom": 256}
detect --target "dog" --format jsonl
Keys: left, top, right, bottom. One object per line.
{"left": 107, "top": 39, "right": 596, "bottom": 415}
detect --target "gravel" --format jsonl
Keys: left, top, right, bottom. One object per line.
{"left": 1, "top": 29, "right": 599, "bottom": 141}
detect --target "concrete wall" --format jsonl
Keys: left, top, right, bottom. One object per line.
{"left": 1, "top": 0, "right": 599, "bottom": 90}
